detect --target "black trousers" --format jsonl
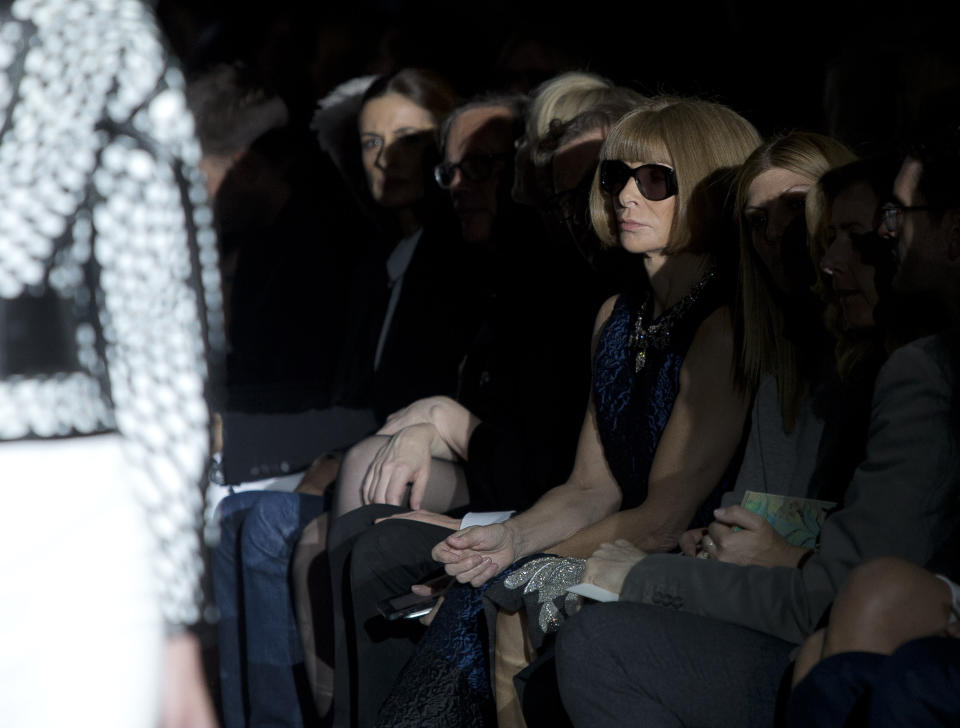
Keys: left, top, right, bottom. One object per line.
{"left": 326, "top": 505, "right": 454, "bottom": 728}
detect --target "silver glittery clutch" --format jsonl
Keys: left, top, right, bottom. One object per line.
{"left": 503, "top": 556, "right": 586, "bottom": 635}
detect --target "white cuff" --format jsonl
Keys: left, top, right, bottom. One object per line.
{"left": 935, "top": 574, "right": 960, "bottom": 623}
{"left": 460, "top": 511, "right": 515, "bottom": 529}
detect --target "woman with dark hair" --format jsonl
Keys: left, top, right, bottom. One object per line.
{"left": 329, "top": 67, "right": 474, "bottom": 426}
{"left": 354, "top": 69, "right": 458, "bottom": 232}
{"left": 211, "top": 68, "right": 473, "bottom": 728}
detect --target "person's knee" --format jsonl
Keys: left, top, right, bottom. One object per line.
{"left": 827, "top": 558, "right": 948, "bottom": 655}
{"left": 833, "top": 559, "right": 919, "bottom": 625}
{"left": 215, "top": 491, "right": 263, "bottom": 556}
{"left": 349, "top": 519, "right": 436, "bottom": 592}
{"left": 240, "top": 494, "right": 303, "bottom": 567}
{"left": 351, "top": 520, "right": 412, "bottom": 577}
{"left": 218, "top": 491, "right": 262, "bottom": 530}
{"left": 334, "top": 436, "right": 389, "bottom": 516}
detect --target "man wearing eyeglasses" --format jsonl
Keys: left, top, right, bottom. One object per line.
{"left": 551, "top": 132, "right": 960, "bottom": 728}
{"left": 880, "top": 143, "right": 960, "bottom": 311}
{"left": 775, "top": 138, "right": 960, "bottom": 728}
{"left": 434, "top": 97, "right": 525, "bottom": 245}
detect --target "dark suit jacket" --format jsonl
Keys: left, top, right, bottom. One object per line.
{"left": 620, "top": 332, "right": 960, "bottom": 645}
{"left": 332, "top": 218, "right": 484, "bottom": 421}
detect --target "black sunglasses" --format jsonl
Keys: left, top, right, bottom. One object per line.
{"left": 599, "top": 160, "right": 678, "bottom": 201}
{"left": 434, "top": 153, "right": 509, "bottom": 189}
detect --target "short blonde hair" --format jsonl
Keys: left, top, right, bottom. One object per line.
{"left": 589, "top": 98, "right": 761, "bottom": 252}
{"left": 733, "top": 131, "right": 856, "bottom": 430}
{"left": 527, "top": 72, "right": 613, "bottom": 139}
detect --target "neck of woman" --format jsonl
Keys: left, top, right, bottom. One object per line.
{"left": 643, "top": 251, "right": 712, "bottom": 318}
{"left": 395, "top": 206, "right": 422, "bottom": 238}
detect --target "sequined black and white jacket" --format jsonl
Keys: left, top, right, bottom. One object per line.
{"left": 0, "top": 0, "right": 224, "bottom": 627}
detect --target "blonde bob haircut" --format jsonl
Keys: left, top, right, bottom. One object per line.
{"left": 527, "top": 71, "right": 614, "bottom": 140}
{"left": 733, "top": 131, "right": 856, "bottom": 431}
{"left": 589, "top": 98, "right": 761, "bottom": 254}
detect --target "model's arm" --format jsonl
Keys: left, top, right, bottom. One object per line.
{"left": 97, "top": 27, "right": 221, "bottom": 728}
{"left": 433, "top": 297, "right": 624, "bottom": 586}
{"left": 98, "top": 102, "right": 221, "bottom": 629}
{"left": 551, "top": 306, "right": 749, "bottom": 557}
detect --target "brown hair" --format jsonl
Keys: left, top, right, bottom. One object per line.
{"left": 361, "top": 68, "right": 459, "bottom": 124}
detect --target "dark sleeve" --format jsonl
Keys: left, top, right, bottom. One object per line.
{"left": 368, "top": 230, "right": 483, "bottom": 419}
{"left": 620, "top": 336, "right": 960, "bottom": 645}
{"left": 220, "top": 406, "right": 378, "bottom": 483}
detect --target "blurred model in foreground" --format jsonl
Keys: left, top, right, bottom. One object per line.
{"left": 0, "top": 1, "right": 223, "bottom": 726}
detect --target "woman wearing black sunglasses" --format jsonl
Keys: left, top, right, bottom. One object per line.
{"left": 428, "top": 99, "right": 762, "bottom": 585}
{"left": 374, "top": 99, "right": 762, "bottom": 727}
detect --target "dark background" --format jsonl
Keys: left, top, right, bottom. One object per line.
{"left": 156, "top": 0, "right": 960, "bottom": 152}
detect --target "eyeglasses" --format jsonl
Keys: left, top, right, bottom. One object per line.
{"left": 434, "top": 153, "right": 509, "bottom": 189}
{"left": 877, "top": 201, "right": 941, "bottom": 235}
{"left": 599, "top": 160, "right": 678, "bottom": 201}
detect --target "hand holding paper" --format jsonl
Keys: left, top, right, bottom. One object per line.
{"left": 705, "top": 506, "right": 810, "bottom": 568}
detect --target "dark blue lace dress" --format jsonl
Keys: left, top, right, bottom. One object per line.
{"left": 592, "top": 275, "right": 737, "bottom": 522}
{"left": 375, "top": 273, "right": 743, "bottom": 727}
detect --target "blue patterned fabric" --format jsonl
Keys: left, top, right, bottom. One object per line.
{"left": 593, "top": 280, "right": 735, "bottom": 523}
{"left": 374, "top": 567, "right": 519, "bottom": 728}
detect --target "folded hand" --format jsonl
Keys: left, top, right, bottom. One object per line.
{"left": 362, "top": 424, "right": 435, "bottom": 509}
{"left": 582, "top": 539, "right": 647, "bottom": 596}
{"left": 432, "top": 523, "right": 517, "bottom": 587}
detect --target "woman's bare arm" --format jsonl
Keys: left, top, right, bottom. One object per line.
{"left": 433, "top": 297, "right": 624, "bottom": 585}
{"left": 552, "top": 306, "right": 750, "bottom": 557}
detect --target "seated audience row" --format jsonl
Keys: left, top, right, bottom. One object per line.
{"left": 202, "top": 63, "right": 960, "bottom": 728}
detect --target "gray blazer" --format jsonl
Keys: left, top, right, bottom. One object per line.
{"left": 620, "top": 333, "right": 960, "bottom": 645}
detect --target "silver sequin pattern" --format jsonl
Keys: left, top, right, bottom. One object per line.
{"left": 504, "top": 556, "right": 586, "bottom": 634}
{"left": 0, "top": 0, "right": 225, "bottom": 626}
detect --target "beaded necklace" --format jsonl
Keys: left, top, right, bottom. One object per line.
{"left": 628, "top": 266, "right": 717, "bottom": 373}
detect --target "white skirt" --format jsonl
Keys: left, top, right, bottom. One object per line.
{"left": 0, "top": 434, "right": 163, "bottom": 728}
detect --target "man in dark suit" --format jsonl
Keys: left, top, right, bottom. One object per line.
{"left": 554, "top": 131, "right": 960, "bottom": 728}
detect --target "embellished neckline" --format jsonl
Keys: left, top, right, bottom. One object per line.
{"left": 627, "top": 266, "right": 717, "bottom": 373}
